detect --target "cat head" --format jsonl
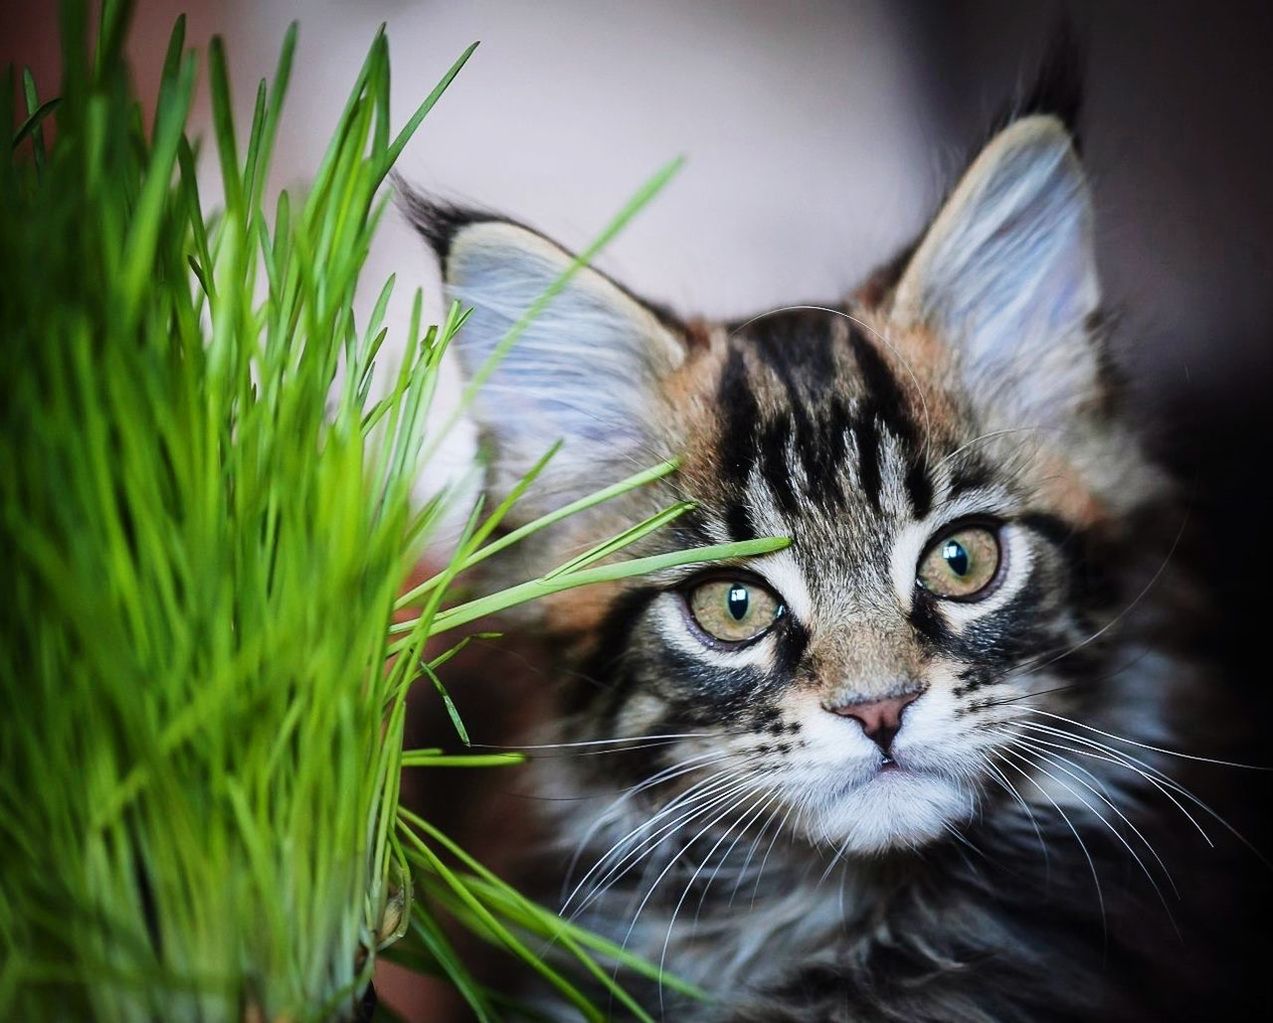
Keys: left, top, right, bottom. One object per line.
{"left": 409, "top": 114, "right": 1169, "bottom": 855}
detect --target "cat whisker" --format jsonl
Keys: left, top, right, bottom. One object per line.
{"left": 1022, "top": 708, "right": 1272, "bottom": 771}
{"left": 618, "top": 779, "right": 763, "bottom": 963}
{"left": 751, "top": 798, "right": 799, "bottom": 909}
{"left": 530, "top": 763, "right": 745, "bottom": 972}
{"left": 658, "top": 788, "right": 772, "bottom": 1012}
{"left": 607, "top": 780, "right": 756, "bottom": 928}
{"left": 941, "top": 820, "right": 988, "bottom": 870}
{"left": 980, "top": 647, "right": 1156, "bottom": 709}
{"left": 816, "top": 829, "right": 858, "bottom": 888}
{"left": 567, "top": 772, "right": 744, "bottom": 913}
{"left": 471, "top": 731, "right": 716, "bottom": 752}
{"left": 1001, "top": 733, "right": 1111, "bottom": 797}
{"left": 695, "top": 788, "right": 782, "bottom": 922}
{"left": 990, "top": 749, "right": 1108, "bottom": 940}
{"left": 1009, "top": 513, "right": 1189, "bottom": 680}
{"left": 563, "top": 762, "right": 736, "bottom": 909}
{"left": 568, "top": 771, "right": 756, "bottom": 919}
{"left": 729, "top": 795, "right": 788, "bottom": 907}
{"left": 560, "top": 751, "right": 729, "bottom": 903}
{"left": 981, "top": 756, "right": 1052, "bottom": 875}
{"left": 999, "top": 735, "right": 1180, "bottom": 901}
{"left": 1011, "top": 723, "right": 1213, "bottom": 846}
{"left": 530, "top": 739, "right": 716, "bottom": 761}
{"left": 952, "top": 643, "right": 1156, "bottom": 720}
{"left": 1015, "top": 721, "right": 1273, "bottom": 871}
{"left": 997, "top": 744, "right": 1179, "bottom": 936}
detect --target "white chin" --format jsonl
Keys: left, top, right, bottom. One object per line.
{"left": 805, "top": 771, "right": 973, "bottom": 855}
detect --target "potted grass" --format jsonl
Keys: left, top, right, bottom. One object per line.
{"left": 0, "top": 3, "right": 783, "bottom": 1020}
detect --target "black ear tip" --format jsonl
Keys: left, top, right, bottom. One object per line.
{"left": 393, "top": 175, "right": 490, "bottom": 265}
{"left": 1016, "top": 20, "right": 1087, "bottom": 151}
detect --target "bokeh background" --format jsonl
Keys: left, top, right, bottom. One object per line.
{"left": 6, "top": 1, "right": 1272, "bottom": 1019}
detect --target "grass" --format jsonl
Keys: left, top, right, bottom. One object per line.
{"left": 0, "top": 2, "right": 785, "bottom": 1020}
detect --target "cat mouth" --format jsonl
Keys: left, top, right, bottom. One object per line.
{"left": 811, "top": 757, "right": 973, "bottom": 853}
{"left": 833, "top": 753, "right": 923, "bottom": 791}
{"left": 867, "top": 753, "right": 945, "bottom": 781}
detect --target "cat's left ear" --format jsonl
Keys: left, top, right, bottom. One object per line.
{"left": 892, "top": 115, "right": 1101, "bottom": 425}
{"left": 404, "top": 195, "right": 686, "bottom": 516}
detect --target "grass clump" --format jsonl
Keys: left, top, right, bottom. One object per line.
{"left": 0, "top": 2, "right": 784, "bottom": 1020}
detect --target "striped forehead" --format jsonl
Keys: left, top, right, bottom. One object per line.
{"left": 682, "top": 307, "right": 965, "bottom": 599}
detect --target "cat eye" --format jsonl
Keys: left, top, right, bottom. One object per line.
{"left": 916, "top": 524, "right": 1002, "bottom": 601}
{"left": 686, "top": 578, "right": 784, "bottom": 645}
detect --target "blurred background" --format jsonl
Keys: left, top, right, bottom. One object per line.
{"left": 5, "top": 1, "right": 1272, "bottom": 1018}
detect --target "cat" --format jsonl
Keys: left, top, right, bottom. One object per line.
{"left": 405, "top": 88, "right": 1259, "bottom": 1022}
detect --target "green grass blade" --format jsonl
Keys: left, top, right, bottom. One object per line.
{"left": 398, "top": 535, "right": 790, "bottom": 639}
{"left": 20, "top": 69, "right": 46, "bottom": 171}
{"left": 399, "top": 824, "right": 605, "bottom": 1022}
{"left": 206, "top": 35, "right": 243, "bottom": 215}
{"left": 11, "top": 97, "right": 61, "bottom": 150}
{"left": 382, "top": 42, "right": 479, "bottom": 173}
{"left": 396, "top": 456, "right": 678, "bottom": 608}
{"left": 543, "top": 501, "right": 694, "bottom": 581}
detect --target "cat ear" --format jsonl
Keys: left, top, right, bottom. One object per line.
{"left": 406, "top": 197, "right": 686, "bottom": 515}
{"left": 892, "top": 115, "right": 1101, "bottom": 426}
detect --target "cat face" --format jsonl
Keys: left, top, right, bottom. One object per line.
{"left": 411, "top": 115, "right": 1167, "bottom": 854}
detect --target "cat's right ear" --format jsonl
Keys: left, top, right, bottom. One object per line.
{"left": 404, "top": 194, "right": 686, "bottom": 517}
{"left": 890, "top": 115, "right": 1101, "bottom": 430}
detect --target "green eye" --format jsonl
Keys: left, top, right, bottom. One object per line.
{"left": 917, "top": 525, "right": 1001, "bottom": 600}
{"left": 688, "top": 579, "right": 783, "bottom": 644}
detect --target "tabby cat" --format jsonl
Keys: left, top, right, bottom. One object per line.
{"left": 408, "top": 99, "right": 1250, "bottom": 1021}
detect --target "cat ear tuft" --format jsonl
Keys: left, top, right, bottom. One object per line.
{"left": 893, "top": 115, "right": 1101, "bottom": 427}
{"left": 396, "top": 188, "right": 483, "bottom": 265}
{"left": 402, "top": 187, "right": 686, "bottom": 515}
{"left": 999, "top": 22, "right": 1087, "bottom": 153}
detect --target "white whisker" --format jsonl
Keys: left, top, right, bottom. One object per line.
{"left": 618, "top": 780, "right": 764, "bottom": 959}
{"left": 998, "top": 744, "right": 1179, "bottom": 934}
{"left": 562, "top": 765, "right": 738, "bottom": 914}
{"left": 474, "top": 731, "right": 716, "bottom": 752}
{"left": 1024, "top": 708, "right": 1272, "bottom": 771}
{"left": 991, "top": 749, "right": 1107, "bottom": 939}
{"left": 560, "top": 750, "right": 729, "bottom": 903}
{"left": 982, "top": 755, "right": 1052, "bottom": 875}
{"left": 1002, "top": 735, "right": 1179, "bottom": 899}
{"left": 1013, "top": 722, "right": 1214, "bottom": 847}
{"left": 568, "top": 772, "right": 757, "bottom": 919}
{"left": 658, "top": 788, "right": 771, "bottom": 1012}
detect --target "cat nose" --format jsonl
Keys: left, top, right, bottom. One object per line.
{"left": 827, "top": 691, "right": 921, "bottom": 754}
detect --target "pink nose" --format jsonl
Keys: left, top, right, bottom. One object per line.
{"left": 827, "top": 692, "right": 921, "bottom": 753}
